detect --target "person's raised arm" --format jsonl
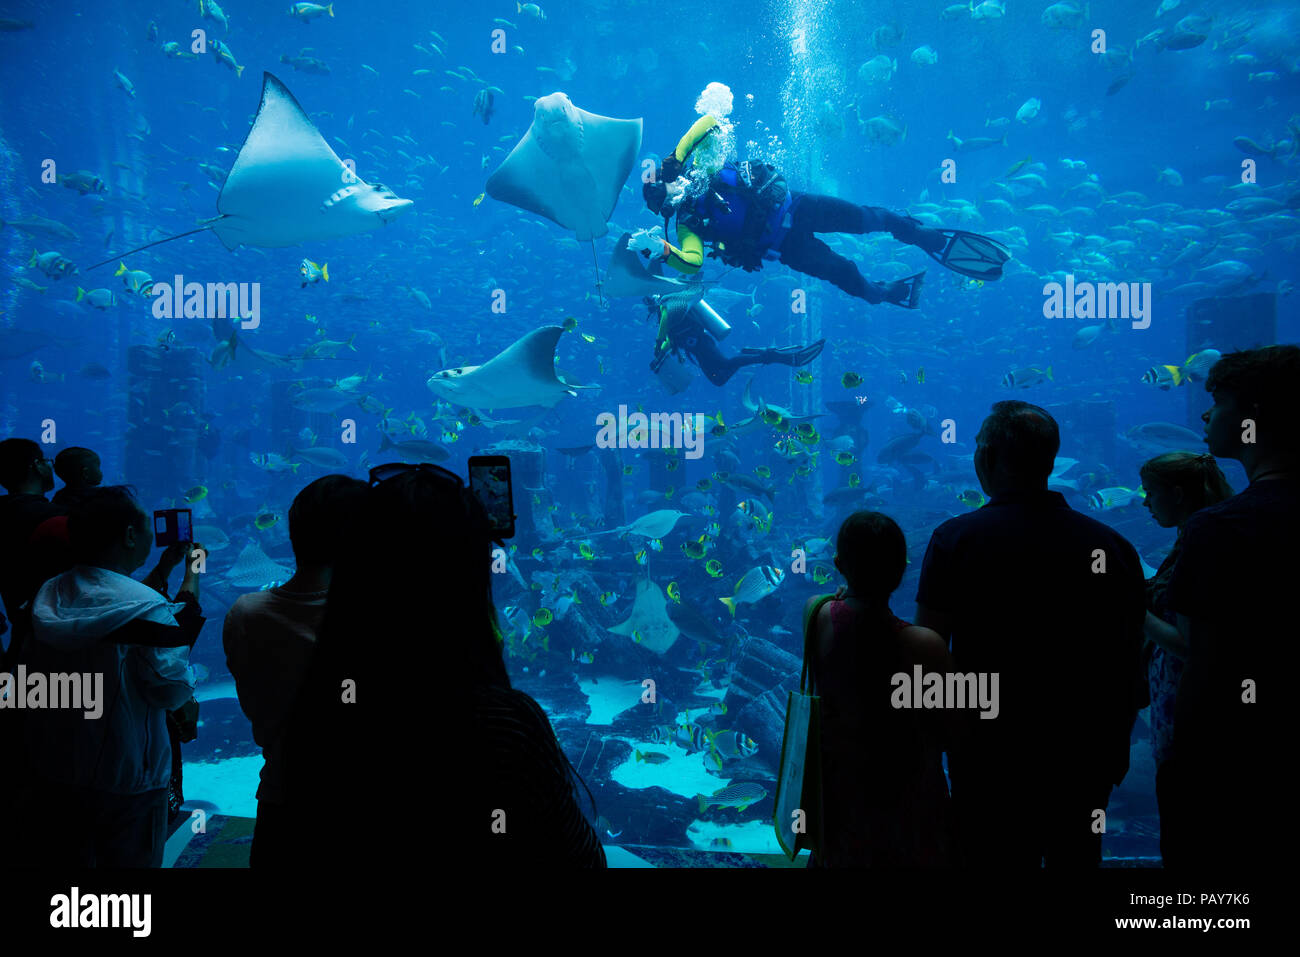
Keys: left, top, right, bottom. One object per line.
{"left": 671, "top": 114, "right": 718, "bottom": 166}
{"left": 1144, "top": 610, "right": 1186, "bottom": 659}
{"left": 140, "top": 541, "right": 189, "bottom": 596}
{"left": 662, "top": 222, "right": 705, "bottom": 273}
{"left": 902, "top": 625, "right": 964, "bottom": 749}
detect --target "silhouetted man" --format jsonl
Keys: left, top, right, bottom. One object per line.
{"left": 914, "top": 402, "right": 1145, "bottom": 867}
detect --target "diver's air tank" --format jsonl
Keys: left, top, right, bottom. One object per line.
{"left": 686, "top": 298, "right": 730, "bottom": 339}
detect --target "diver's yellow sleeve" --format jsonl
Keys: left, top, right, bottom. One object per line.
{"left": 674, "top": 114, "right": 718, "bottom": 162}
{"left": 655, "top": 305, "right": 673, "bottom": 351}
{"left": 663, "top": 224, "right": 704, "bottom": 274}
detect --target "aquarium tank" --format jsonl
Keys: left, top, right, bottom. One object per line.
{"left": 0, "top": 0, "right": 1296, "bottom": 881}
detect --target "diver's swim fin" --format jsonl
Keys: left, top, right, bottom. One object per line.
{"left": 928, "top": 229, "right": 1011, "bottom": 281}
{"left": 903, "top": 271, "right": 924, "bottom": 308}
{"left": 742, "top": 339, "right": 826, "bottom": 367}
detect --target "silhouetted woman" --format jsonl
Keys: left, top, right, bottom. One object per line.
{"left": 1137, "top": 451, "right": 1233, "bottom": 860}
{"left": 805, "top": 511, "right": 955, "bottom": 866}
{"left": 280, "top": 464, "right": 604, "bottom": 868}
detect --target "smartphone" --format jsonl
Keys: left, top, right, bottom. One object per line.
{"left": 153, "top": 508, "right": 193, "bottom": 548}
{"left": 468, "top": 455, "right": 515, "bottom": 540}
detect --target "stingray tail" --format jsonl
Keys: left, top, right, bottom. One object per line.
{"left": 590, "top": 240, "right": 606, "bottom": 308}
{"left": 83, "top": 222, "right": 218, "bottom": 271}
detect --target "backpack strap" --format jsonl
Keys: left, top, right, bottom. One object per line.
{"left": 800, "top": 593, "right": 836, "bottom": 695}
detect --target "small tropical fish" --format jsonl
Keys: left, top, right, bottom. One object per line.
{"left": 76, "top": 287, "right": 117, "bottom": 309}
{"left": 28, "top": 360, "right": 63, "bottom": 384}
{"left": 636, "top": 750, "right": 670, "bottom": 765}
{"left": 184, "top": 485, "right": 209, "bottom": 504}
{"left": 288, "top": 2, "right": 335, "bottom": 23}
{"left": 77, "top": 362, "right": 111, "bottom": 380}
{"left": 705, "top": 559, "right": 724, "bottom": 578}
{"left": 666, "top": 582, "right": 681, "bottom": 603}
{"left": 250, "top": 452, "right": 299, "bottom": 474}
{"left": 719, "top": 566, "right": 784, "bottom": 616}
{"left": 210, "top": 38, "right": 245, "bottom": 77}
{"left": 1001, "top": 365, "right": 1053, "bottom": 389}
{"left": 1016, "top": 97, "right": 1042, "bottom": 123}
{"left": 682, "top": 540, "right": 707, "bottom": 560}
{"left": 841, "top": 372, "right": 863, "bottom": 388}
{"left": 795, "top": 370, "right": 814, "bottom": 384}
{"left": 533, "top": 608, "right": 553, "bottom": 627}
{"left": 1141, "top": 365, "right": 1181, "bottom": 390}
{"left": 300, "top": 258, "right": 329, "bottom": 287}
{"left": 697, "top": 782, "right": 768, "bottom": 813}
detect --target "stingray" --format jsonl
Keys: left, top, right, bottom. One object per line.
{"left": 426, "top": 325, "right": 597, "bottom": 411}
{"left": 666, "top": 601, "right": 729, "bottom": 649}
{"left": 484, "top": 92, "right": 641, "bottom": 303}
{"left": 608, "top": 579, "right": 680, "bottom": 655}
{"left": 586, "top": 509, "right": 687, "bottom": 540}
{"left": 194, "top": 679, "right": 240, "bottom": 704}
{"left": 221, "top": 543, "right": 293, "bottom": 589}
{"left": 603, "top": 232, "right": 690, "bottom": 298}
{"left": 86, "top": 73, "right": 411, "bottom": 269}
{"left": 0, "top": 328, "right": 74, "bottom": 361}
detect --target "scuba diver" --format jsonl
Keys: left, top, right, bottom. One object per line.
{"left": 635, "top": 114, "right": 1010, "bottom": 307}
{"left": 647, "top": 290, "right": 824, "bottom": 388}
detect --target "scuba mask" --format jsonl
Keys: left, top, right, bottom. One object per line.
{"left": 643, "top": 179, "right": 667, "bottom": 215}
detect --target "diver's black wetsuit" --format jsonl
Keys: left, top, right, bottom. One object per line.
{"left": 646, "top": 115, "right": 948, "bottom": 307}
{"left": 651, "top": 293, "right": 823, "bottom": 387}
{"left": 779, "top": 198, "right": 944, "bottom": 304}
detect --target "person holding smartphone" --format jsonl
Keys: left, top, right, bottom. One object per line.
{"left": 19, "top": 487, "right": 205, "bottom": 867}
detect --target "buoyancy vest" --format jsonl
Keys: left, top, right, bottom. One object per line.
{"left": 683, "top": 161, "right": 794, "bottom": 271}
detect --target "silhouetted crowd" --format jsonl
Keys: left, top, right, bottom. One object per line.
{"left": 0, "top": 345, "right": 1293, "bottom": 869}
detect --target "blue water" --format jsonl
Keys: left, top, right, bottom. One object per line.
{"left": 2, "top": 0, "right": 1297, "bottom": 860}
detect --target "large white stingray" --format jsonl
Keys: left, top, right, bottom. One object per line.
{"left": 608, "top": 579, "right": 680, "bottom": 655}
{"left": 485, "top": 92, "right": 642, "bottom": 241}
{"left": 586, "top": 509, "right": 688, "bottom": 540}
{"left": 603, "top": 232, "right": 690, "bottom": 298}
{"left": 222, "top": 543, "right": 292, "bottom": 590}
{"left": 86, "top": 72, "right": 411, "bottom": 268}
{"left": 426, "top": 326, "right": 597, "bottom": 411}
